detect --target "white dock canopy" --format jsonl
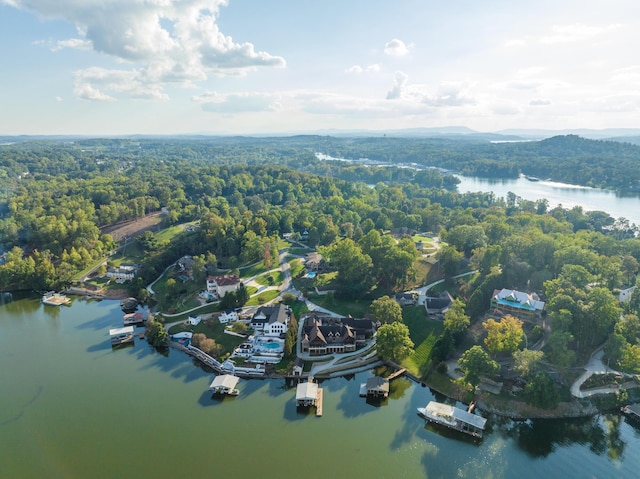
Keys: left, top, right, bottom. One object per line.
{"left": 426, "top": 401, "right": 487, "bottom": 430}
{"left": 208, "top": 374, "right": 239, "bottom": 393}
{"left": 296, "top": 381, "right": 318, "bottom": 405}
{"left": 109, "top": 326, "right": 134, "bottom": 337}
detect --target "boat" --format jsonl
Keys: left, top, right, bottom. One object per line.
{"left": 123, "top": 311, "right": 147, "bottom": 325}
{"left": 417, "top": 401, "right": 487, "bottom": 438}
{"left": 109, "top": 326, "right": 135, "bottom": 346}
{"left": 42, "top": 291, "right": 71, "bottom": 306}
{"left": 525, "top": 175, "right": 541, "bottom": 182}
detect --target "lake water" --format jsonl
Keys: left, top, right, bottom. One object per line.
{"left": 2, "top": 297, "right": 640, "bottom": 478}
{"left": 456, "top": 176, "right": 640, "bottom": 226}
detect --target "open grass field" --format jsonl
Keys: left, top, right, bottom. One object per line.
{"left": 306, "top": 293, "right": 372, "bottom": 318}
{"left": 254, "top": 271, "right": 284, "bottom": 287}
{"left": 246, "top": 289, "right": 280, "bottom": 306}
{"left": 168, "top": 317, "right": 244, "bottom": 358}
{"left": 401, "top": 306, "right": 444, "bottom": 378}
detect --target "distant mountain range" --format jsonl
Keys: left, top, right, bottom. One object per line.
{"left": 3, "top": 127, "right": 640, "bottom": 144}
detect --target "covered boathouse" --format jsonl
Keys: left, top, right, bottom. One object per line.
{"left": 418, "top": 401, "right": 487, "bottom": 438}
{"left": 208, "top": 374, "right": 240, "bottom": 396}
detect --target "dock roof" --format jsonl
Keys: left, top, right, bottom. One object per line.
{"left": 296, "top": 381, "right": 318, "bottom": 401}
{"left": 426, "top": 401, "right": 487, "bottom": 430}
{"left": 209, "top": 374, "right": 239, "bottom": 391}
{"left": 109, "top": 326, "right": 134, "bottom": 336}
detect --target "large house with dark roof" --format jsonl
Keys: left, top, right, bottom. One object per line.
{"left": 300, "top": 314, "right": 375, "bottom": 355}
{"left": 424, "top": 291, "right": 454, "bottom": 318}
{"left": 250, "top": 303, "right": 289, "bottom": 337}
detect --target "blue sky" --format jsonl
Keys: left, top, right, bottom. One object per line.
{"left": 1, "top": 0, "right": 640, "bottom": 135}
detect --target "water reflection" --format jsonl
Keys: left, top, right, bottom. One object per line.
{"left": 504, "top": 414, "right": 626, "bottom": 461}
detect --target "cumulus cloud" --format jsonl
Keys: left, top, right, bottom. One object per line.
{"left": 386, "top": 73, "right": 475, "bottom": 107}
{"left": 7, "top": 0, "right": 285, "bottom": 100}
{"left": 51, "top": 38, "right": 92, "bottom": 51}
{"left": 192, "top": 91, "right": 280, "bottom": 113}
{"left": 386, "top": 71, "right": 408, "bottom": 99}
{"left": 384, "top": 38, "right": 410, "bottom": 56}
{"left": 345, "top": 64, "right": 380, "bottom": 74}
{"left": 73, "top": 67, "right": 169, "bottom": 101}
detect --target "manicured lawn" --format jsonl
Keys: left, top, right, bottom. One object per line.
{"left": 254, "top": 271, "right": 284, "bottom": 287}
{"left": 153, "top": 271, "right": 204, "bottom": 313}
{"left": 288, "top": 300, "right": 310, "bottom": 320}
{"left": 306, "top": 293, "right": 371, "bottom": 318}
{"left": 239, "top": 261, "right": 269, "bottom": 279}
{"left": 245, "top": 285, "right": 258, "bottom": 296}
{"left": 246, "top": 289, "right": 280, "bottom": 306}
{"left": 401, "top": 306, "right": 444, "bottom": 378}
{"left": 288, "top": 258, "right": 305, "bottom": 278}
{"left": 168, "top": 317, "right": 244, "bottom": 359}
{"left": 153, "top": 225, "right": 185, "bottom": 243}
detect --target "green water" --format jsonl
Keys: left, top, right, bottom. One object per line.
{"left": 2, "top": 297, "right": 640, "bottom": 478}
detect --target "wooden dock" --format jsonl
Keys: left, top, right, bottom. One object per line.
{"left": 316, "top": 388, "right": 323, "bottom": 417}
{"left": 387, "top": 368, "right": 406, "bottom": 381}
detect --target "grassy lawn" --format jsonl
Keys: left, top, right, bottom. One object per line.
{"left": 254, "top": 271, "right": 284, "bottom": 287}
{"left": 401, "top": 306, "right": 444, "bottom": 378}
{"left": 405, "top": 257, "right": 433, "bottom": 290}
{"left": 288, "top": 258, "right": 305, "bottom": 278}
{"left": 288, "top": 300, "right": 310, "bottom": 320}
{"left": 239, "top": 261, "right": 269, "bottom": 279}
{"left": 167, "top": 317, "right": 244, "bottom": 359}
{"left": 306, "top": 293, "right": 371, "bottom": 317}
{"left": 153, "top": 225, "right": 185, "bottom": 243}
{"left": 152, "top": 270, "right": 205, "bottom": 313}
{"left": 245, "top": 285, "right": 258, "bottom": 296}
{"left": 246, "top": 289, "right": 280, "bottom": 306}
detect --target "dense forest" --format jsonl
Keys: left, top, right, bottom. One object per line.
{"left": 3, "top": 136, "right": 640, "bottom": 386}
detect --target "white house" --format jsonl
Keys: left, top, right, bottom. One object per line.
{"left": 250, "top": 304, "right": 289, "bottom": 336}
{"left": 219, "top": 309, "right": 239, "bottom": 324}
{"left": 207, "top": 275, "right": 241, "bottom": 298}
{"left": 619, "top": 286, "right": 635, "bottom": 303}
{"left": 187, "top": 315, "right": 202, "bottom": 326}
{"left": 106, "top": 265, "right": 136, "bottom": 281}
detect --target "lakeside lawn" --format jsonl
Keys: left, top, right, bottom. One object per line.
{"left": 401, "top": 306, "right": 444, "bottom": 378}
{"left": 168, "top": 317, "right": 244, "bottom": 358}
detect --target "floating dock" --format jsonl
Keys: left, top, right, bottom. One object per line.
{"left": 316, "top": 388, "right": 323, "bottom": 417}
{"left": 42, "top": 292, "right": 71, "bottom": 306}
{"left": 208, "top": 374, "right": 240, "bottom": 396}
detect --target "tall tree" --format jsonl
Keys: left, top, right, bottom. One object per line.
{"left": 370, "top": 295, "right": 403, "bottom": 324}
{"left": 458, "top": 345, "right": 499, "bottom": 388}
{"left": 483, "top": 315, "right": 524, "bottom": 355}
{"left": 376, "top": 322, "right": 414, "bottom": 363}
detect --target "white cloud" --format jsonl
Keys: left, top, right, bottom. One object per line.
{"left": 386, "top": 71, "right": 408, "bottom": 99}
{"left": 507, "top": 23, "right": 623, "bottom": 48}
{"left": 345, "top": 63, "right": 380, "bottom": 74}
{"left": 7, "top": 0, "right": 285, "bottom": 100}
{"left": 51, "top": 38, "right": 92, "bottom": 51}
{"left": 192, "top": 91, "right": 280, "bottom": 113}
{"left": 73, "top": 67, "right": 169, "bottom": 101}
{"left": 384, "top": 38, "right": 410, "bottom": 56}
{"left": 54, "top": 96, "right": 63, "bottom": 102}
{"left": 540, "top": 23, "right": 622, "bottom": 45}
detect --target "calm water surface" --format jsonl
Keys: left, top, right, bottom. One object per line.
{"left": 2, "top": 297, "right": 640, "bottom": 478}
{"left": 457, "top": 176, "right": 640, "bottom": 226}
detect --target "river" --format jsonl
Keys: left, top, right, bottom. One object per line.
{"left": 456, "top": 175, "right": 640, "bottom": 226}
{"left": 1, "top": 297, "right": 640, "bottom": 478}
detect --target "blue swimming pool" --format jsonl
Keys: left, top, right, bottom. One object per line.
{"left": 259, "top": 341, "right": 281, "bottom": 350}
{"left": 306, "top": 272, "right": 316, "bottom": 278}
